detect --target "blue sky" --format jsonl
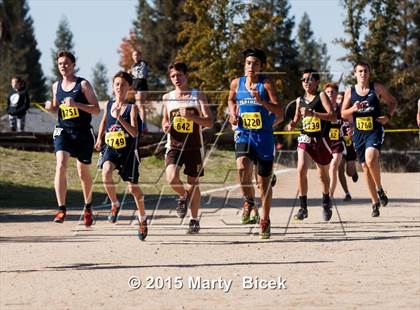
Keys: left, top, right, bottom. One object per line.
{"left": 28, "top": 0, "right": 352, "bottom": 93}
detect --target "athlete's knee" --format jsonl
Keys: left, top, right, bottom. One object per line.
{"left": 77, "top": 164, "right": 91, "bottom": 180}
{"left": 258, "top": 176, "right": 271, "bottom": 194}
{"left": 128, "top": 183, "right": 142, "bottom": 197}
{"left": 297, "top": 163, "right": 308, "bottom": 177}
{"left": 365, "top": 156, "right": 378, "bottom": 169}
{"left": 101, "top": 165, "right": 113, "bottom": 181}
{"left": 166, "top": 173, "right": 180, "bottom": 186}
{"left": 361, "top": 162, "right": 369, "bottom": 172}
{"left": 56, "top": 161, "right": 67, "bottom": 172}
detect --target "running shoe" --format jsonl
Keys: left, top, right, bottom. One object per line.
{"left": 137, "top": 219, "right": 148, "bottom": 241}
{"left": 249, "top": 207, "right": 260, "bottom": 224}
{"left": 294, "top": 208, "right": 308, "bottom": 220}
{"left": 188, "top": 219, "right": 200, "bottom": 234}
{"left": 343, "top": 193, "right": 352, "bottom": 202}
{"left": 271, "top": 174, "right": 277, "bottom": 187}
{"left": 372, "top": 202, "right": 380, "bottom": 217}
{"left": 241, "top": 199, "right": 257, "bottom": 224}
{"left": 259, "top": 218, "right": 271, "bottom": 239}
{"left": 84, "top": 208, "right": 93, "bottom": 227}
{"left": 377, "top": 188, "right": 388, "bottom": 207}
{"left": 108, "top": 204, "right": 120, "bottom": 223}
{"left": 53, "top": 209, "right": 66, "bottom": 223}
{"left": 322, "top": 197, "right": 333, "bottom": 221}
{"left": 176, "top": 192, "right": 188, "bottom": 218}
{"left": 352, "top": 173, "right": 359, "bottom": 183}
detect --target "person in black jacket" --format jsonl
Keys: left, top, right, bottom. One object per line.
{"left": 7, "top": 77, "right": 30, "bottom": 132}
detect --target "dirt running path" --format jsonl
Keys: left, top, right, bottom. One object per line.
{"left": 1, "top": 170, "right": 419, "bottom": 309}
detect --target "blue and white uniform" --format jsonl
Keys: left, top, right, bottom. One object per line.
{"left": 350, "top": 82, "right": 384, "bottom": 163}
{"left": 234, "top": 75, "right": 275, "bottom": 176}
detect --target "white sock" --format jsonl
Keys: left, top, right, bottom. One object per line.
{"left": 138, "top": 212, "right": 147, "bottom": 222}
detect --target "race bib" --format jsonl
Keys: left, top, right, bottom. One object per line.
{"left": 241, "top": 112, "right": 262, "bottom": 130}
{"left": 105, "top": 131, "right": 126, "bottom": 149}
{"left": 302, "top": 116, "right": 321, "bottom": 133}
{"left": 329, "top": 128, "right": 340, "bottom": 141}
{"left": 297, "top": 134, "right": 311, "bottom": 144}
{"left": 343, "top": 135, "right": 352, "bottom": 146}
{"left": 173, "top": 116, "right": 193, "bottom": 133}
{"left": 356, "top": 117, "right": 373, "bottom": 131}
{"left": 60, "top": 105, "right": 79, "bottom": 120}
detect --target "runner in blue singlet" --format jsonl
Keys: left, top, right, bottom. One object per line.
{"left": 228, "top": 48, "right": 283, "bottom": 239}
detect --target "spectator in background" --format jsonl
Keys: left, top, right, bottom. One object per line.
{"left": 130, "top": 50, "right": 149, "bottom": 133}
{"left": 7, "top": 77, "right": 30, "bottom": 132}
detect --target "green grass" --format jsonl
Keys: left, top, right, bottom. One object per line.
{"left": 0, "top": 147, "right": 237, "bottom": 209}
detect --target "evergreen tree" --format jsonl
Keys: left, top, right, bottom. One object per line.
{"left": 232, "top": 0, "right": 302, "bottom": 102}
{"left": 362, "top": 0, "right": 399, "bottom": 82}
{"left": 177, "top": 0, "right": 244, "bottom": 117}
{"left": 118, "top": 0, "right": 189, "bottom": 91}
{"left": 271, "top": 0, "right": 301, "bottom": 102}
{"left": 91, "top": 61, "right": 109, "bottom": 101}
{"left": 0, "top": 0, "right": 46, "bottom": 104}
{"left": 335, "top": 0, "right": 368, "bottom": 65}
{"left": 337, "top": 0, "right": 419, "bottom": 150}
{"left": 297, "top": 12, "right": 331, "bottom": 80}
{"left": 387, "top": 0, "right": 419, "bottom": 134}
{"left": 51, "top": 16, "right": 76, "bottom": 81}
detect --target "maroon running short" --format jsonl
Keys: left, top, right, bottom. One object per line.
{"left": 297, "top": 134, "right": 332, "bottom": 165}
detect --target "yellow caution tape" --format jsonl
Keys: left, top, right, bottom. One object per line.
{"left": 382, "top": 128, "right": 420, "bottom": 133}
{"left": 34, "top": 102, "right": 49, "bottom": 114}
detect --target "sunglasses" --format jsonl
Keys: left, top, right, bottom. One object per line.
{"left": 301, "top": 77, "right": 316, "bottom": 83}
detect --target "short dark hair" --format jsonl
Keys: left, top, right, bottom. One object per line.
{"left": 353, "top": 61, "right": 370, "bottom": 72}
{"left": 113, "top": 71, "right": 133, "bottom": 86}
{"left": 243, "top": 48, "right": 266, "bottom": 65}
{"left": 11, "top": 76, "right": 26, "bottom": 88}
{"left": 302, "top": 68, "right": 320, "bottom": 81}
{"left": 56, "top": 51, "right": 76, "bottom": 63}
{"left": 167, "top": 62, "right": 188, "bottom": 75}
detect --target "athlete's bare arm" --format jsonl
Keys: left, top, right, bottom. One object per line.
{"left": 340, "top": 87, "right": 355, "bottom": 120}
{"left": 79, "top": 80, "right": 100, "bottom": 115}
{"left": 287, "top": 97, "right": 302, "bottom": 131}
{"left": 45, "top": 82, "right": 59, "bottom": 112}
{"left": 253, "top": 78, "right": 282, "bottom": 118}
{"left": 161, "top": 94, "right": 171, "bottom": 133}
{"left": 181, "top": 91, "right": 213, "bottom": 128}
{"left": 315, "top": 91, "right": 336, "bottom": 122}
{"left": 59, "top": 80, "right": 100, "bottom": 115}
{"left": 228, "top": 78, "right": 239, "bottom": 126}
{"left": 116, "top": 104, "right": 139, "bottom": 138}
{"left": 95, "top": 103, "right": 108, "bottom": 151}
{"left": 374, "top": 82, "right": 397, "bottom": 125}
{"left": 417, "top": 99, "right": 420, "bottom": 127}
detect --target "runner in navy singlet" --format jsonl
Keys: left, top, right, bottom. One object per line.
{"left": 96, "top": 71, "right": 148, "bottom": 240}
{"left": 45, "top": 51, "right": 100, "bottom": 226}
{"left": 341, "top": 62, "right": 397, "bottom": 217}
